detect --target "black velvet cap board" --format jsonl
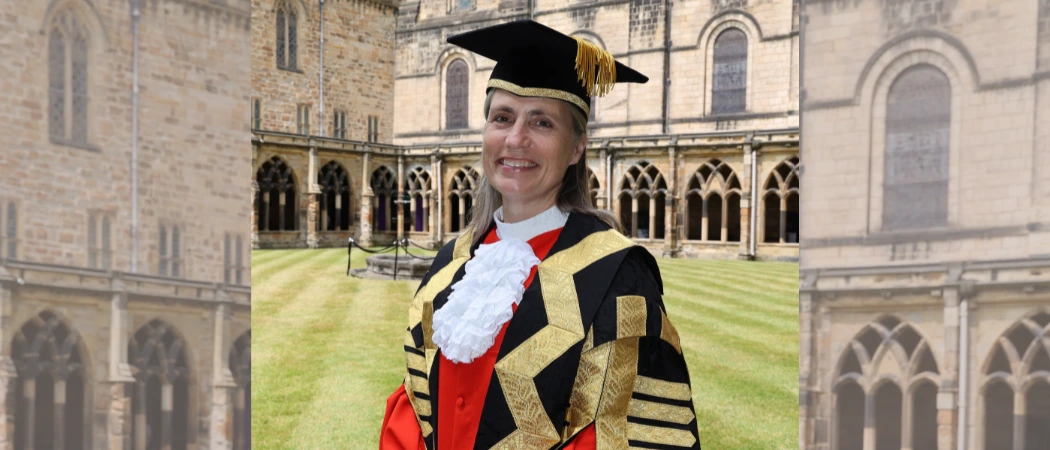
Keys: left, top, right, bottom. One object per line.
{"left": 446, "top": 20, "right": 649, "bottom": 117}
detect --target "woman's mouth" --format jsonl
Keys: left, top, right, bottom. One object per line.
{"left": 498, "top": 158, "right": 538, "bottom": 171}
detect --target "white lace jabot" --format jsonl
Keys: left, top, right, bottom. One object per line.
{"left": 431, "top": 205, "right": 568, "bottom": 364}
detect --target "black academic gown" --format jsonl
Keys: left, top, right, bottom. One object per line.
{"left": 400, "top": 212, "right": 702, "bottom": 449}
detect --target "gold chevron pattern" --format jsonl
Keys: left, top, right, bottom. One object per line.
{"left": 492, "top": 230, "right": 634, "bottom": 449}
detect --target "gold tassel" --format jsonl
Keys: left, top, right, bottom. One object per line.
{"left": 574, "top": 37, "right": 617, "bottom": 97}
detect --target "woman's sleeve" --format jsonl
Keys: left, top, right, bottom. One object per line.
{"left": 379, "top": 384, "right": 426, "bottom": 450}
{"left": 580, "top": 248, "right": 702, "bottom": 449}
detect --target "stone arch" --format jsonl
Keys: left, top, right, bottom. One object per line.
{"left": 684, "top": 159, "right": 742, "bottom": 242}
{"left": 861, "top": 35, "right": 975, "bottom": 233}
{"left": 256, "top": 156, "right": 299, "bottom": 232}
{"left": 229, "top": 330, "right": 251, "bottom": 450}
{"left": 761, "top": 156, "right": 799, "bottom": 243}
{"left": 697, "top": 11, "right": 761, "bottom": 116}
{"left": 617, "top": 161, "right": 668, "bottom": 240}
{"left": 448, "top": 166, "right": 479, "bottom": 233}
{"left": 317, "top": 160, "right": 352, "bottom": 232}
{"left": 405, "top": 166, "right": 433, "bottom": 233}
{"left": 978, "top": 309, "right": 1050, "bottom": 450}
{"left": 11, "top": 309, "right": 92, "bottom": 450}
{"left": 128, "top": 319, "right": 196, "bottom": 450}
{"left": 371, "top": 165, "right": 398, "bottom": 232}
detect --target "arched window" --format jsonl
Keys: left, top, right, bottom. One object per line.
{"left": 370, "top": 166, "right": 397, "bottom": 232}
{"left": 685, "top": 159, "right": 742, "bottom": 242}
{"left": 256, "top": 157, "right": 298, "bottom": 231}
{"left": 12, "top": 311, "right": 89, "bottom": 450}
{"left": 275, "top": 0, "right": 297, "bottom": 70}
{"left": 980, "top": 310, "right": 1050, "bottom": 450}
{"left": 129, "top": 320, "right": 192, "bottom": 450}
{"left": 405, "top": 167, "right": 433, "bottom": 233}
{"left": 448, "top": 166, "right": 478, "bottom": 233}
{"left": 884, "top": 65, "right": 950, "bottom": 230}
{"left": 712, "top": 28, "right": 747, "bottom": 115}
{"left": 762, "top": 157, "right": 799, "bottom": 244}
{"left": 48, "top": 9, "right": 90, "bottom": 145}
{"left": 230, "top": 331, "right": 251, "bottom": 450}
{"left": 833, "top": 316, "right": 940, "bottom": 450}
{"left": 317, "top": 161, "right": 351, "bottom": 232}
{"left": 445, "top": 59, "right": 469, "bottom": 130}
{"left": 617, "top": 162, "right": 668, "bottom": 240}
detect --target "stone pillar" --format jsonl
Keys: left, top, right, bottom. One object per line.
{"left": 631, "top": 197, "right": 638, "bottom": 238}
{"left": 648, "top": 196, "right": 656, "bottom": 241}
{"left": 108, "top": 276, "right": 135, "bottom": 450}
{"left": 0, "top": 273, "right": 16, "bottom": 450}
{"left": 739, "top": 142, "right": 754, "bottom": 258}
{"left": 938, "top": 273, "right": 961, "bottom": 450}
{"left": 701, "top": 200, "right": 709, "bottom": 241}
{"left": 397, "top": 156, "right": 405, "bottom": 241}
{"left": 54, "top": 379, "right": 66, "bottom": 450}
{"left": 435, "top": 158, "right": 443, "bottom": 244}
{"left": 306, "top": 145, "right": 320, "bottom": 249}
{"left": 864, "top": 392, "right": 875, "bottom": 450}
{"left": 597, "top": 148, "right": 608, "bottom": 210}
{"left": 23, "top": 379, "right": 35, "bottom": 449}
{"left": 250, "top": 181, "right": 260, "bottom": 249}
{"left": 664, "top": 147, "right": 677, "bottom": 257}
{"left": 359, "top": 151, "right": 374, "bottom": 247}
{"left": 457, "top": 197, "right": 466, "bottom": 233}
{"left": 409, "top": 193, "right": 417, "bottom": 233}
{"left": 210, "top": 301, "right": 236, "bottom": 450}
{"left": 251, "top": 144, "right": 259, "bottom": 249}
{"left": 161, "top": 382, "right": 173, "bottom": 450}
{"left": 429, "top": 155, "right": 438, "bottom": 242}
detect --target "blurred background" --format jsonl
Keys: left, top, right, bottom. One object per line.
{"left": 799, "top": 0, "right": 1050, "bottom": 449}
{"left": 0, "top": 0, "right": 252, "bottom": 449}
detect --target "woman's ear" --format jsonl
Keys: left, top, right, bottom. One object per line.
{"left": 570, "top": 133, "right": 588, "bottom": 165}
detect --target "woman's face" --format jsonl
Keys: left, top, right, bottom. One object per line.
{"left": 482, "top": 89, "right": 585, "bottom": 214}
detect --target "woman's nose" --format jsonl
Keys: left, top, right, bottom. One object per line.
{"left": 505, "top": 119, "right": 529, "bottom": 149}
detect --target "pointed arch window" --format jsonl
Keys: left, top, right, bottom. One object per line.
{"left": 446, "top": 59, "right": 469, "bottom": 130}
{"left": 318, "top": 161, "right": 352, "bottom": 231}
{"left": 48, "top": 9, "right": 91, "bottom": 146}
{"left": 712, "top": 28, "right": 747, "bottom": 115}
{"left": 275, "top": 1, "right": 298, "bottom": 70}
{"left": 617, "top": 162, "right": 668, "bottom": 240}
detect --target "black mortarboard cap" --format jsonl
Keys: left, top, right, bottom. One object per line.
{"left": 447, "top": 20, "right": 649, "bottom": 117}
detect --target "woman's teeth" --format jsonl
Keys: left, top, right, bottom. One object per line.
{"left": 501, "top": 159, "right": 537, "bottom": 168}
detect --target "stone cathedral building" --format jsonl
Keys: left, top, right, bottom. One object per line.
{"left": 1, "top": 0, "right": 252, "bottom": 449}
{"left": 799, "top": 0, "right": 1050, "bottom": 449}
{"left": 250, "top": 0, "right": 801, "bottom": 261}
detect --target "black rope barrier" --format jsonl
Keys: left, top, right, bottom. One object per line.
{"left": 347, "top": 237, "right": 435, "bottom": 278}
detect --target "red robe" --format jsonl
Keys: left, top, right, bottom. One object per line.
{"left": 379, "top": 227, "right": 596, "bottom": 450}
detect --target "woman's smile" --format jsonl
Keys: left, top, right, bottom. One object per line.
{"left": 498, "top": 157, "right": 539, "bottom": 171}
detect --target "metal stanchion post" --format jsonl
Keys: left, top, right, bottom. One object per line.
{"left": 347, "top": 237, "right": 354, "bottom": 276}
{"left": 392, "top": 239, "right": 400, "bottom": 281}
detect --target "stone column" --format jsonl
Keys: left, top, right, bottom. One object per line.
{"left": 429, "top": 155, "right": 438, "bottom": 241}
{"left": 799, "top": 290, "right": 815, "bottom": 449}
{"left": 648, "top": 196, "right": 656, "bottom": 241}
{"left": 457, "top": 197, "right": 466, "bottom": 233}
{"left": 631, "top": 197, "right": 638, "bottom": 238}
{"left": 54, "top": 379, "right": 66, "bottom": 450}
{"left": 108, "top": 275, "right": 136, "bottom": 450}
{"left": 251, "top": 144, "right": 259, "bottom": 249}
{"left": 938, "top": 271, "right": 962, "bottom": 450}
{"left": 434, "top": 158, "right": 443, "bottom": 244}
{"left": 0, "top": 272, "right": 16, "bottom": 450}
{"left": 23, "top": 379, "right": 35, "bottom": 449}
{"left": 210, "top": 301, "right": 236, "bottom": 450}
{"left": 359, "top": 151, "right": 374, "bottom": 247}
{"left": 397, "top": 156, "right": 405, "bottom": 241}
{"left": 306, "top": 145, "right": 320, "bottom": 249}
{"left": 597, "top": 148, "right": 608, "bottom": 210}
{"left": 664, "top": 146, "right": 677, "bottom": 256}
{"left": 701, "top": 200, "right": 709, "bottom": 241}
{"left": 161, "top": 382, "right": 173, "bottom": 450}
{"left": 739, "top": 141, "right": 754, "bottom": 258}
{"left": 863, "top": 392, "right": 875, "bottom": 450}
{"left": 250, "top": 181, "right": 260, "bottom": 249}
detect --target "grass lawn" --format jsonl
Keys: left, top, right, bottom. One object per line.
{"left": 252, "top": 247, "right": 798, "bottom": 449}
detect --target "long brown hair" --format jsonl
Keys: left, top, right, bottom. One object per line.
{"left": 465, "top": 89, "right": 622, "bottom": 247}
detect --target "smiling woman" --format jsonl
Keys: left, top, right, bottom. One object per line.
{"left": 378, "top": 20, "right": 703, "bottom": 450}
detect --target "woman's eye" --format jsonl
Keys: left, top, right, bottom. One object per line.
{"left": 493, "top": 115, "right": 510, "bottom": 123}
{"left": 537, "top": 120, "right": 552, "bottom": 128}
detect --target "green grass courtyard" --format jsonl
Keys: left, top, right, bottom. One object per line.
{"left": 251, "top": 247, "right": 798, "bottom": 449}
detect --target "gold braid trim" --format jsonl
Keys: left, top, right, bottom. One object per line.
{"left": 487, "top": 79, "right": 590, "bottom": 117}
{"left": 573, "top": 37, "right": 617, "bottom": 97}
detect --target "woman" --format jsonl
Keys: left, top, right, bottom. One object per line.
{"left": 380, "top": 20, "right": 701, "bottom": 450}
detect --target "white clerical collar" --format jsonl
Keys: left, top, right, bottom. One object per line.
{"left": 494, "top": 205, "right": 569, "bottom": 242}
